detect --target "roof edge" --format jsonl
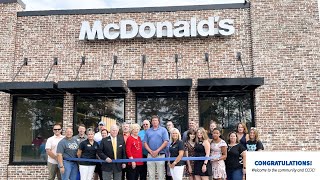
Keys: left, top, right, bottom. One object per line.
{"left": 18, "top": 3, "right": 249, "bottom": 17}
{"left": 0, "top": 0, "right": 25, "bottom": 9}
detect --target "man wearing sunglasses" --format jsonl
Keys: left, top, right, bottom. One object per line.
{"left": 45, "top": 123, "right": 64, "bottom": 180}
{"left": 94, "top": 121, "right": 106, "bottom": 142}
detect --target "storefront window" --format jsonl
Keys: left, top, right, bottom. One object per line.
{"left": 11, "top": 96, "right": 63, "bottom": 163}
{"left": 199, "top": 92, "right": 254, "bottom": 138}
{"left": 74, "top": 95, "right": 125, "bottom": 132}
{"left": 136, "top": 94, "right": 188, "bottom": 133}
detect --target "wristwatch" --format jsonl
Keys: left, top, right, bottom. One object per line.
{"left": 203, "top": 163, "right": 207, "bottom": 165}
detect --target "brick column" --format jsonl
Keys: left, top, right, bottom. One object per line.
{"left": 0, "top": 1, "right": 25, "bottom": 179}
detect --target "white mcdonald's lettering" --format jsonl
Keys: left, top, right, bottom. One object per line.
{"left": 79, "top": 16, "right": 235, "bottom": 40}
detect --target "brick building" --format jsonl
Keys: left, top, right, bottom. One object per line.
{"left": 0, "top": 0, "right": 319, "bottom": 179}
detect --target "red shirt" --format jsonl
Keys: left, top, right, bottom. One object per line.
{"left": 125, "top": 135, "right": 143, "bottom": 165}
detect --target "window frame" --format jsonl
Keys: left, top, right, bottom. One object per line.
{"left": 73, "top": 94, "right": 126, "bottom": 131}
{"left": 135, "top": 92, "right": 189, "bottom": 132}
{"left": 198, "top": 91, "right": 256, "bottom": 131}
{"left": 9, "top": 95, "right": 64, "bottom": 165}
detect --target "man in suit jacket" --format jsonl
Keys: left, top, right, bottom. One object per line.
{"left": 98, "top": 124, "right": 127, "bottom": 180}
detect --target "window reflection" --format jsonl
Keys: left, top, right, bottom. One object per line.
{"left": 74, "top": 95, "right": 124, "bottom": 132}
{"left": 199, "top": 93, "right": 254, "bottom": 137}
{"left": 12, "top": 96, "right": 63, "bottom": 163}
{"left": 136, "top": 94, "right": 188, "bottom": 133}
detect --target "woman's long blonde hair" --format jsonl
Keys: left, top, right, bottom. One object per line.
{"left": 195, "top": 127, "right": 209, "bottom": 143}
{"left": 170, "top": 128, "right": 181, "bottom": 142}
{"left": 250, "top": 127, "right": 260, "bottom": 141}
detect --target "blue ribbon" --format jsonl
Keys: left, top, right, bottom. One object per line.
{"left": 65, "top": 156, "right": 216, "bottom": 163}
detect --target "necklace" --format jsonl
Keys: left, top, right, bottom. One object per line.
{"left": 188, "top": 141, "right": 195, "bottom": 147}
{"left": 228, "top": 143, "right": 237, "bottom": 152}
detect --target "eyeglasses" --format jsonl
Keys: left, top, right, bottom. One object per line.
{"left": 99, "top": 124, "right": 104, "bottom": 126}
{"left": 143, "top": 124, "right": 149, "bottom": 126}
{"left": 53, "top": 129, "right": 61, "bottom": 131}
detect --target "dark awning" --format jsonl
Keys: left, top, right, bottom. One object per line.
{"left": 57, "top": 80, "right": 127, "bottom": 94}
{"left": 0, "top": 81, "right": 64, "bottom": 95}
{"left": 197, "top": 77, "right": 264, "bottom": 92}
{"left": 127, "top": 79, "right": 192, "bottom": 93}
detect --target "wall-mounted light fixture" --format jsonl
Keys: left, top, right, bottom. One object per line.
{"left": 110, "top": 55, "right": 118, "bottom": 80}
{"left": 75, "top": 56, "right": 86, "bottom": 80}
{"left": 175, "top": 54, "right": 179, "bottom": 79}
{"left": 142, "top": 55, "right": 146, "bottom": 64}
{"left": 81, "top": 56, "right": 86, "bottom": 65}
{"left": 23, "top": 58, "right": 28, "bottom": 66}
{"left": 236, "top": 52, "right": 241, "bottom": 61}
{"left": 113, "top": 55, "right": 118, "bottom": 64}
{"left": 204, "top": 53, "right": 211, "bottom": 78}
{"left": 236, "top": 52, "right": 247, "bottom": 77}
{"left": 141, "top": 55, "right": 146, "bottom": 79}
{"left": 175, "top": 54, "right": 179, "bottom": 63}
{"left": 53, "top": 57, "right": 58, "bottom": 65}
{"left": 205, "top": 53, "right": 209, "bottom": 62}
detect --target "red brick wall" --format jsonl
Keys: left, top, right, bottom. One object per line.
{"left": 0, "top": 2, "right": 24, "bottom": 179}
{"left": 250, "top": 0, "right": 320, "bottom": 151}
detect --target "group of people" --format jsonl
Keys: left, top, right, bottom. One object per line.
{"left": 44, "top": 116, "right": 264, "bottom": 180}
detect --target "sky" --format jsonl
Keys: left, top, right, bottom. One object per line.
{"left": 22, "top": 0, "right": 245, "bottom": 11}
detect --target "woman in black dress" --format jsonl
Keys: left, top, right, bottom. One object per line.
{"left": 194, "top": 127, "right": 212, "bottom": 180}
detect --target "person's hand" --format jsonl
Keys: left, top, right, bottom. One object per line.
{"left": 122, "top": 164, "right": 126, "bottom": 169}
{"left": 155, "top": 149, "right": 161, "bottom": 157}
{"left": 243, "top": 168, "right": 246, "bottom": 175}
{"left": 150, "top": 150, "right": 158, "bottom": 158}
{"left": 202, "top": 164, "right": 207, "bottom": 173}
{"left": 188, "top": 166, "right": 193, "bottom": 174}
{"left": 132, "top": 162, "right": 136, "bottom": 169}
{"left": 59, "top": 167, "right": 65, "bottom": 174}
{"left": 169, "top": 162, "right": 176, "bottom": 169}
{"left": 105, "top": 157, "right": 112, "bottom": 163}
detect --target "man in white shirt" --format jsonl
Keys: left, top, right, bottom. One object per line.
{"left": 45, "top": 123, "right": 64, "bottom": 180}
{"left": 94, "top": 121, "right": 106, "bottom": 142}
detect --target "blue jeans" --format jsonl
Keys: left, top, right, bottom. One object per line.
{"left": 61, "top": 160, "right": 79, "bottom": 180}
{"left": 226, "top": 168, "right": 243, "bottom": 180}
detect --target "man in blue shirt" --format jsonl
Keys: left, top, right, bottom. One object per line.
{"left": 144, "top": 115, "right": 169, "bottom": 180}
